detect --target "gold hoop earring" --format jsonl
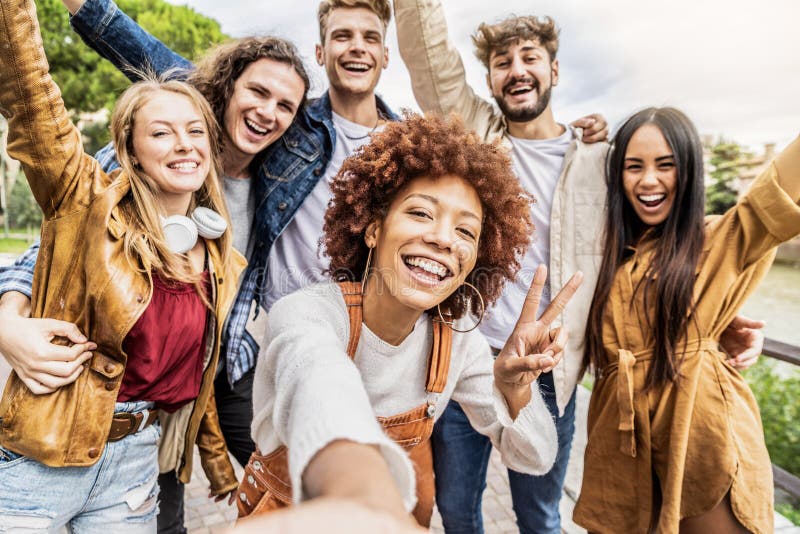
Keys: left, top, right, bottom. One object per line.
{"left": 360, "top": 247, "right": 374, "bottom": 295}
{"left": 437, "top": 281, "right": 485, "bottom": 333}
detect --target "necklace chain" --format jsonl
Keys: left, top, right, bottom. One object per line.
{"left": 340, "top": 118, "right": 380, "bottom": 141}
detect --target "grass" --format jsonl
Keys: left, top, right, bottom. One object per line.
{"left": 777, "top": 503, "right": 800, "bottom": 526}
{"left": 0, "top": 237, "right": 34, "bottom": 255}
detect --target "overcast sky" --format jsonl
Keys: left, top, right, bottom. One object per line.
{"left": 172, "top": 0, "right": 799, "bottom": 152}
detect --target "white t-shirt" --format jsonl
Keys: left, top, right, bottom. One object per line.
{"left": 222, "top": 175, "right": 254, "bottom": 257}
{"left": 479, "top": 127, "right": 573, "bottom": 349}
{"left": 264, "top": 112, "right": 384, "bottom": 310}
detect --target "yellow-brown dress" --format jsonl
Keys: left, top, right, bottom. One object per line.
{"left": 573, "top": 137, "right": 800, "bottom": 534}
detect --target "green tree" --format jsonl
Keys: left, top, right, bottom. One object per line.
{"left": 38, "top": 0, "right": 228, "bottom": 115}
{"left": 744, "top": 359, "right": 800, "bottom": 477}
{"left": 7, "top": 175, "right": 43, "bottom": 230}
{"left": 705, "top": 141, "right": 752, "bottom": 215}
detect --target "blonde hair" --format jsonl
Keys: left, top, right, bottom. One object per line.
{"left": 317, "top": 0, "right": 391, "bottom": 43}
{"left": 110, "top": 77, "right": 231, "bottom": 294}
{"left": 472, "top": 15, "right": 559, "bottom": 69}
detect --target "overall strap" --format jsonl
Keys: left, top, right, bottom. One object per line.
{"left": 426, "top": 319, "right": 452, "bottom": 394}
{"left": 337, "top": 281, "right": 453, "bottom": 392}
{"left": 338, "top": 281, "right": 363, "bottom": 359}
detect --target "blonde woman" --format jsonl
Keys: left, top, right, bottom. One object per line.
{"left": 0, "top": 1, "right": 245, "bottom": 531}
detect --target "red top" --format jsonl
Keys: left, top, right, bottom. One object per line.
{"left": 119, "top": 271, "right": 210, "bottom": 412}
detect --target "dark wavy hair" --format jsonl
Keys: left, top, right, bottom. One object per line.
{"left": 584, "top": 107, "right": 706, "bottom": 389}
{"left": 188, "top": 36, "right": 310, "bottom": 133}
{"left": 323, "top": 113, "right": 533, "bottom": 319}
{"left": 473, "top": 15, "right": 560, "bottom": 68}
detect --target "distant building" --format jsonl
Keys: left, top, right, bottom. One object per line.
{"left": 728, "top": 142, "right": 800, "bottom": 264}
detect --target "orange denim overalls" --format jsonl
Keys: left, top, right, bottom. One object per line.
{"left": 236, "top": 281, "right": 453, "bottom": 526}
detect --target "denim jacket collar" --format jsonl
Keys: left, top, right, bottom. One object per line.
{"left": 307, "top": 90, "right": 400, "bottom": 125}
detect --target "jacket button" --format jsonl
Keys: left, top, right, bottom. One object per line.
{"left": 278, "top": 202, "right": 288, "bottom": 211}
{"left": 136, "top": 295, "right": 144, "bottom": 303}
{"left": 313, "top": 166, "right": 323, "bottom": 176}
{"left": 104, "top": 363, "right": 115, "bottom": 374}
{"left": 105, "top": 381, "right": 116, "bottom": 391}
{"left": 288, "top": 140, "right": 298, "bottom": 148}
{"left": 88, "top": 448, "right": 100, "bottom": 459}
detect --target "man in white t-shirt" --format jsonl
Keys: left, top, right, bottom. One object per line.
{"left": 394, "top": 2, "right": 765, "bottom": 532}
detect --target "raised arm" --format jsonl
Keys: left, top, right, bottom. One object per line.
{"left": 394, "top": 0, "right": 500, "bottom": 138}
{"left": 729, "top": 135, "right": 800, "bottom": 268}
{"left": 0, "top": 0, "right": 103, "bottom": 217}
{"left": 64, "top": 0, "right": 192, "bottom": 83}
{"left": 775, "top": 135, "right": 800, "bottom": 202}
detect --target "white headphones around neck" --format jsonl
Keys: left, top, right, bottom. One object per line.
{"left": 162, "top": 207, "right": 228, "bottom": 254}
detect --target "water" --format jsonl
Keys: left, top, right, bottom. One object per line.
{"left": 741, "top": 262, "right": 800, "bottom": 347}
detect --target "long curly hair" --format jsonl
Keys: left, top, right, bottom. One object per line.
{"left": 323, "top": 113, "right": 533, "bottom": 319}
{"left": 188, "top": 36, "right": 310, "bottom": 135}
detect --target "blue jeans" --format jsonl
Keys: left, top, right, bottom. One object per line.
{"left": 432, "top": 373, "right": 577, "bottom": 534}
{"left": 0, "top": 401, "right": 160, "bottom": 533}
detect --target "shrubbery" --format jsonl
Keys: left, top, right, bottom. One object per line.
{"left": 745, "top": 358, "right": 800, "bottom": 525}
{"left": 745, "top": 359, "right": 800, "bottom": 477}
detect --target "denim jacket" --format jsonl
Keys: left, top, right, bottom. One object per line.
{"left": 0, "top": 0, "right": 399, "bottom": 383}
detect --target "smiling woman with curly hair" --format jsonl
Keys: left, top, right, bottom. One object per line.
{"left": 241, "top": 113, "right": 584, "bottom": 527}
{"left": 323, "top": 113, "right": 533, "bottom": 319}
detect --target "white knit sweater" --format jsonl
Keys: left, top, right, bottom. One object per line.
{"left": 251, "top": 283, "right": 558, "bottom": 511}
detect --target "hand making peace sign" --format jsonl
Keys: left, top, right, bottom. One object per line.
{"left": 493, "top": 265, "right": 584, "bottom": 418}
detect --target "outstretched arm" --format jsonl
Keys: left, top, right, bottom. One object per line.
{"left": 251, "top": 288, "right": 417, "bottom": 510}
{"left": 0, "top": 0, "right": 101, "bottom": 216}
{"left": 394, "top": 0, "right": 499, "bottom": 136}
{"left": 729, "top": 136, "right": 800, "bottom": 268}
{"left": 302, "top": 440, "right": 412, "bottom": 524}
{"left": 63, "top": 0, "right": 192, "bottom": 83}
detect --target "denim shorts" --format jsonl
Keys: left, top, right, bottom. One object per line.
{"left": 0, "top": 401, "right": 160, "bottom": 533}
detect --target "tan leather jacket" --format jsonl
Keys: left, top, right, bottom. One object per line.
{"left": 395, "top": 0, "right": 609, "bottom": 415}
{"left": 0, "top": 0, "right": 245, "bottom": 495}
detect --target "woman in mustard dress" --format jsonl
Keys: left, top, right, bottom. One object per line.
{"left": 574, "top": 107, "right": 800, "bottom": 533}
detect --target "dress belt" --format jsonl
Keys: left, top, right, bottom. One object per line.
{"left": 601, "top": 338, "right": 719, "bottom": 458}
{"left": 107, "top": 409, "right": 158, "bottom": 442}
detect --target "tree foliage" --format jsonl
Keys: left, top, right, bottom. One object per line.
{"left": 38, "top": 0, "right": 228, "bottom": 115}
{"left": 744, "top": 359, "right": 800, "bottom": 478}
{"left": 7, "top": 175, "right": 43, "bottom": 230}
{"left": 705, "top": 140, "right": 752, "bottom": 215}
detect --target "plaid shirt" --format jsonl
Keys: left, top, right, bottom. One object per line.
{"left": 0, "top": 144, "right": 259, "bottom": 384}
{"left": 0, "top": 244, "right": 36, "bottom": 298}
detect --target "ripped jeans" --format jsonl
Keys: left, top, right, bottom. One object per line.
{"left": 0, "top": 401, "right": 160, "bottom": 533}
